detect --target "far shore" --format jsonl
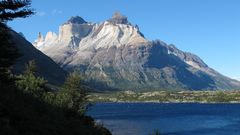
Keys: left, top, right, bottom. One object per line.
{"left": 89, "top": 90, "right": 240, "bottom": 103}
{"left": 93, "top": 101, "right": 240, "bottom": 104}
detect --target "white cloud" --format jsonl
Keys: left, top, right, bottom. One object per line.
{"left": 36, "top": 11, "right": 46, "bottom": 17}
{"left": 51, "top": 9, "right": 63, "bottom": 15}
{"left": 35, "top": 10, "right": 62, "bottom": 17}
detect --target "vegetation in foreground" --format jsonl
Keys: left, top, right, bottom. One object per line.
{"left": 0, "top": 74, "right": 111, "bottom": 135}
{"left": 0, "top": 1, "right": 110, "bottom": 134}
{"left": 90, "top": 90, "right": 240, "bottom": 103}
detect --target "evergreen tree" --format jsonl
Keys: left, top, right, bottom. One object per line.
{"left": 57, "top": 71, "right": 89, "bottom": 115}
{"left": 16, "top": 60, "right": 47, "bottom": 98}
{"left": 0, "top": 0, "right": 34, "bottom": 84}
{"left": 0, "top": 0, "right": 34, "bottom": 22}
{"left": 0, "top": 23, "right": 19, "bottom": 84}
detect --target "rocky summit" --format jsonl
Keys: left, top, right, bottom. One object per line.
{"left": 33, "top": 12, "right": 240, "bottom": 91}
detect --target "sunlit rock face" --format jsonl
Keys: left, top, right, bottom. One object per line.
{"left": 33, "top": 12, "right": 240, "bottom": 90}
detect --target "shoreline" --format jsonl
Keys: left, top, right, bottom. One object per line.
{"left": 90, "top": 90, "right": 240, "bottom": 104}
{"left": 93, "top": 101, "right": 240, "bottom": 104}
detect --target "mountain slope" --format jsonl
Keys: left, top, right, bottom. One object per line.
{"left": 33, "top": 12, "right": 240, "bottom": 90}
{"left": 10, "top": 30, "right": 67, "bottom": 85}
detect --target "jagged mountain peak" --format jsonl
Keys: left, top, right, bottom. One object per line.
{"left": 37, "top": 32, "right": 44, "bottom": 42}
{"left": 9, "top": 29, "right": 67, "bottom": 85}
{"left": 107, "top": 12, "right": 129, "bottom": 24}
{"left": 112, "top": 12, "right": 126, "bottom": 19}
{"left": 65, "top": 16, "right": 87, "bottom": 24}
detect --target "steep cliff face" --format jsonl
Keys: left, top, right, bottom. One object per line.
{"left": 10, "top": 30, "right": 66, "bottom": 85}
{"left": 33, "top": 12, "right": 240, "bottom": 90}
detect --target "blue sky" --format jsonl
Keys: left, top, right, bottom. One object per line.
{"left": 8, "top": 0, "right": 240, "bottom": 79}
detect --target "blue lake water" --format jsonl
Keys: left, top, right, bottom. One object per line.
{"left": 88, "top": 103, "right": 240, "bottom": 135}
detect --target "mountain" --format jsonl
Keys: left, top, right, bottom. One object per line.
{"left": 33, "top": 12, "right": 240, "bottom": 90}
{"left": 10, "top": 29, "right": 67, "bottom": 85}
{"left": 233, "top": 77, "right": 240, "bottom": 81}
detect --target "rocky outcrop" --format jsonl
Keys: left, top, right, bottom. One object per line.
{"left": 108, "top": 12, "right": 129, "bottom": 24}
{"left": 66, "top": 16, "right": 87, "bottom": 24}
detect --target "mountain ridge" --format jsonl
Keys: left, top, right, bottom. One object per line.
{"left": 33, "top": 12, "right": 240, "bottom": 90}
{"left": 10, "top": 29, "right": 67, "bottom": 85}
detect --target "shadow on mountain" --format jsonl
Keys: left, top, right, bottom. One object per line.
{"left": 10, "top": 30, "right": 67, "bottom": 86}
{"left": 0, "top": 83, "right": 111, "bottom": 135}
{"left": 86, "top": 79, "right": 120, "bottom": 92}
{"left": 144, "top": 43, "right": 216, "bottom": 90}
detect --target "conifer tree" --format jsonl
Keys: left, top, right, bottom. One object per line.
{"left": 57, "top": 71, "right": 89, "bottom": 115}
{"left": 16, "top": 60, "right": 47, "bottom": 98}
{"left": 0, "top": 23, "right": 19, "bottom": 83}
{"left": 0, "top": 0, "right": 34, "bottom": 84}
{"left": 0, "top": 0, "right": 34, "bottom": 22}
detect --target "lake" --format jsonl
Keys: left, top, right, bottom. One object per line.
{"left": 88, "top": 103, "right": 240, "bottom": 135}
